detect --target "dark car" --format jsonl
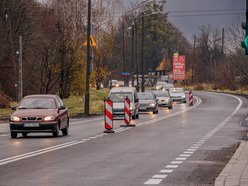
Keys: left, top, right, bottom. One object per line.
{"left": 9, "top": 94, "right": 69, "bottom": 138}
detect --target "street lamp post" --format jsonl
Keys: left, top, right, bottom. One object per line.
{"left": 141, "top": 12, "right": 145, "bottom": 92}
{"left": 122, "top": 19, "right": 126, "bottom": 86}
{"left": 135, "top": 22, "right": 139, "bottom": 92}
{"left": 18, "top": 35, "right": 23, "bottom": 101}
{"left": 84, "top": 0, "right": 91, "bottom": 116}
{"left": 131, "top": 22, "right": 135, "bottom": 87}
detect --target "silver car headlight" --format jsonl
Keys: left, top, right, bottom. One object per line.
{"left": 149, "top": 103, "right": 155, "bottom": 107}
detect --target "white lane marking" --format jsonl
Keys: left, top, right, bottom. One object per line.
{"left": 159, "top": 169, "right": 173, "bottom": 173}
{"left": 0, "top": 131, "right": 107, "bottom": 166}
{"left": 165, "top": 165, "right": 178, "bottom": 168}
{"left": 143, "top": 93, "right": 242, "bottom": 185}
{"left": 0, "top": 134, "right": 8, "bottom": 137}
{"left": 138, "top": 96, "right": 201, "bottom": 128}
{"left": 170, "top": 161, "right": 183, "bottom": 164}
{"left": 180, "top": 154, "right": 191, "bottom": 157}
{"left": 190, "top": 146, "right": 199, "bottom": 149}
{"left": 184, "top": 151, "right": 194, "bottom": 154}
{"left": 176, "top": 157, "right": 187, "bottom": 161}
{"left": 152, "top": 175, "right": 168, "bottom": 179}
{"left": 187, "top": 149, "right": 197, "bottom": 151}
{"left": 144, "top": 179, "right": 163, "bottom": 185}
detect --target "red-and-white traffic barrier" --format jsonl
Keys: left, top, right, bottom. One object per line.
{"left": 121, "top": 97, "right": 135, "bottom": 127}
{"left": 104, "top": 98, "right": 114, "bottom": 133}
{"left": 124, "top": 97, "right": 131, "bottom": 124}
{"left": 189, "top": 91, "right": 193, "bottom": 106}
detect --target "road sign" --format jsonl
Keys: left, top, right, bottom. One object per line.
{"left": 121, "top": 72, "right": 130, "bottom": 76}
{"left": 84, "top": 35, "right": 96, "bottom": 47}
{"left": 173, "top": 53, "right": 186, "bottom": 81}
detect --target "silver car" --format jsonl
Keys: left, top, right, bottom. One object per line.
{"left": 153, "top": 90, "right": 172, "bottom": 109}
{"left": 138, "top": 92, "right": 158, "bottom": 114}
{"left": 169, "top": 88, "right": 186, "bottom": 103}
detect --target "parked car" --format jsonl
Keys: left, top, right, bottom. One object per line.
{"left": 153, "top": 90, "right": 173, "bottom": 109}
{"left": 9, "top": 94, "right": 69, "bottom": 138}
{"left": 169, "top": 88, "right": 186, "bottom": 103}
{"left": 138, "top": 92, "right": 158, "bottom": 114}
{"left": 109, "top": 87, "right": 139, "bottom": 119}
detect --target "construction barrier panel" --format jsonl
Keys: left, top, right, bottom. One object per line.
{"left": 124, "top": 97, "right": 131, "bottom": 124}
{"left": 121, "top": 97, "right": 135, "bottom": 127}
{"left": 189, "top": 91, "right": 193, "bottom": 106}
{"left": 104, "top": 98, "right": 114, "bottom": 133}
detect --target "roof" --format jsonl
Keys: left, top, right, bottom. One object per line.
{"left": 23, "top": 94, "right": 58, "bottom": 99}
{"left": 109, "top": 87, "right": 137, "bottom": 93}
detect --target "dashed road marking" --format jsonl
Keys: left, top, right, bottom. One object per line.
{"left": 159, "top": 169, "right": 173, "bottom": 173}
{"left": 144, "top": 179, "right": 163, "bottom": 185}
{"left": 180, "top": 154, "right": 191, "bottom": 157}
{"left": 171, "top": 161, "right": 183, "bottom": 164}
{"left": 176, "top": 157, "right": 187, "bottom": 161}
{"left": 152, "top": 175, "right": 168, "bottom": 179}
{"left": 165, "top": 165, "right": 178, "bottom": 168}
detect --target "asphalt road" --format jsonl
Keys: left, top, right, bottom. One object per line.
{"left": 0, "top": 91, "right": 247, "bottom": 186}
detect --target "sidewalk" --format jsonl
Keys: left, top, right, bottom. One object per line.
{"left": 215, "top": 141, "right": 248, "bottom": 186}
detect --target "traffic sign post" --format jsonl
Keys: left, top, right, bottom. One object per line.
{"left": 104, "top": 98, "right": 115, "bottom": 133}
{"left": 121, "top": 97, "right": 135, "bottom": 127}
{"left": 241, "top": 0, "right": 248, "bottom": 55}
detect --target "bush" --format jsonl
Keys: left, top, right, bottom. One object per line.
{"left": 0, "top": 92, "right": 11, "bottom": 108}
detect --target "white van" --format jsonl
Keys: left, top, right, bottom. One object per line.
{"left": 109, "top": 87, "right": 139, "bottom": 119}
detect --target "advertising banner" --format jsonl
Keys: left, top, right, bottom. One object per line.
{"left": 173, "top": 53, "right": 185, "bottom": 81}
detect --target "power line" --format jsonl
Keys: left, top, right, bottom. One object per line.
{"left": 168, "top": 12, "right": 243, "bottom": 18}
{"left": 168, "top": 8, "right": 245, "bottom": 13}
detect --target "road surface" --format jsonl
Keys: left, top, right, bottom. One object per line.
{"left": 0, "top": 91, "right": 247, "bottom": 185}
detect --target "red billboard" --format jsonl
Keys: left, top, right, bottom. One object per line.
{"left": 173, "top": 53, "right": 185, "bottom": 81}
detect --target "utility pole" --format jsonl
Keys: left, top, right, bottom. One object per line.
{"left": 131, "top": 22, "right": 135, "bottom": 87}
{"left": 221, "top": 28, "right": 225, "bottom": 58}
{"left": 122, "top": 18, "right": 126, "bottom": 86}
{"left": 18, "top": 35, "right": 23, "bottom": 101}
{"left": 192, "top": 35, "right": 196, "bottom": 83}
{"left": 84, "top": 0, "right": 91, "bottom": 116}
{"left": 141, "top": 12, "right": 145, "bottom": 92}
{"left": 135, "top": 22, "right": 139, "bottom": 92}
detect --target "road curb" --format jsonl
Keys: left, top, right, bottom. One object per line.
{"left": 215, "top": 141, "right": 246, "bottom": 186}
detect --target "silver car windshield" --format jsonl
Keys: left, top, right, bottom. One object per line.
{"left": 109, "top": 92, "right": 133, "bottom": 102}
{"left": 138, "top": 93, "right": 154, "bottom": 100}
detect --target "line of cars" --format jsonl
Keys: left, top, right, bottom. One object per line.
{"left": 8, "top": 84, "right": 186, "bottom": 139}
{"left": 108, "top": 85, "right": 187, "bottom": 119}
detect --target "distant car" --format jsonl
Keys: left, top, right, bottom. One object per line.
{"left": 9, "top": 94, "right": 69, "bottom": 138}
{"left": 169, "top": 88, "right": 186, "bottom": 103}
{"left": 163, "top": 83, "right": 174, "bottom": 91}
{"left": 153, "top": 90, "right": 172, "bottom": 109}
{"left": 138, "top": 92, "right": 158, "bottom": 114}
{"left": 155, "top": 82, "right": 167, "bottom": 90}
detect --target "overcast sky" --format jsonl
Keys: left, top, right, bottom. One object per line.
{"left": 125, "top": 0, "right": 245, "bottom": 43}
{"left": 164, "top": 0, "right": 245, "bottom": 42}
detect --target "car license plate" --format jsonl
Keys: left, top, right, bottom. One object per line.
{"left": 24, "top": 123, "right": 39, "bottom": 127}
